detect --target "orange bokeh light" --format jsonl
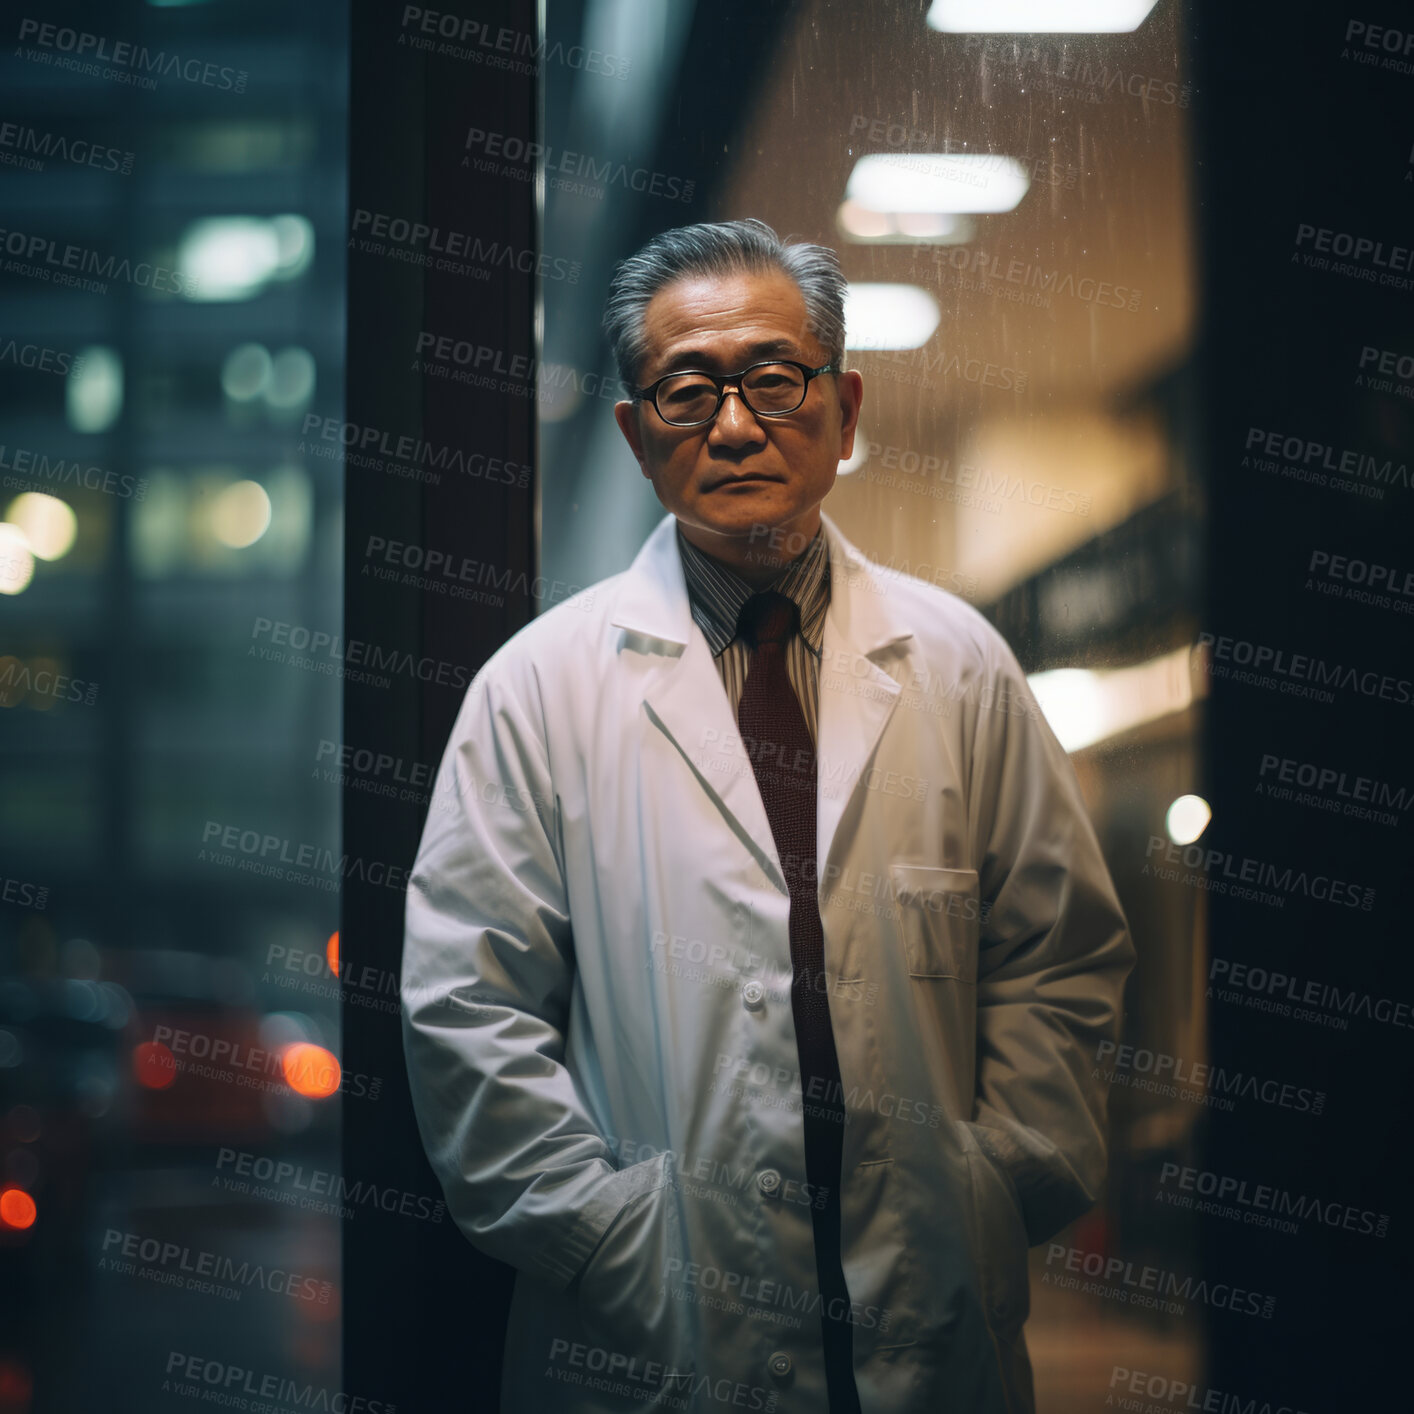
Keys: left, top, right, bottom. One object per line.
{"left": 282, "top": 1043, "right": 341, "bottom": 1099}
{"left": 0, "top": 1188, "right": 36, "bottom": 1230}
{"left": 132, "top": 1041, "right": 177, "bottom": 1089}
{"left": 326, "top": 930, "right": 339, "bottom": 975}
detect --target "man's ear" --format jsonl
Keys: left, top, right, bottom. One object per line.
{"left": 613, "top": 399, "right": 648, "bottom": 475}
{"left": 836, "top": 370, "right": 864, "bottom": 463}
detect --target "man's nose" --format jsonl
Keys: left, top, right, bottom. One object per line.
{"left": 708, "top": 389, "right": 766, "bottom": 445}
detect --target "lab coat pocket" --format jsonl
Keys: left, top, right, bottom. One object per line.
{"left": 575, "top": 1149, "right": 697, "bottom": 1395}
{"left": 889, "top": 864, "right": 981, "bottom": 982}
{"left": 961, "top": 1128, "right": 1031, "bottom": 1339}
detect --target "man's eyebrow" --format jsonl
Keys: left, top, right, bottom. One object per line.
{"left": 653, "top": 337, "right": 803, "bottom": 374}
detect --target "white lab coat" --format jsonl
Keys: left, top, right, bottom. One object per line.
{"left": 401, "top": 509, "right": 1134, "bottom": 1413}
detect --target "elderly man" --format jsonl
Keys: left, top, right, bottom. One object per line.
{"left": 401, "top": 217, "right": 1135, "bottom": 1413}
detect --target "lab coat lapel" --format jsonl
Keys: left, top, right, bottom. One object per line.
{"left": 814, "top": 512, "right": 915, "bottom": 885}
{"left": 611, "top": 514, "right": 788, "bottom": 892}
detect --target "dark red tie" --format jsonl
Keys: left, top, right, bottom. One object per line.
{"left": 735, "top": 591, "right": 861, "bottom": 1414}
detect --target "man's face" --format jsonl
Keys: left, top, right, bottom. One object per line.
{"left": 613, "top": 269, "right": 863, "bottom": 562}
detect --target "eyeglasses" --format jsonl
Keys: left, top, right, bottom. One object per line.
{"left": 631, "top": 359, "right": 842, "bottom": 428}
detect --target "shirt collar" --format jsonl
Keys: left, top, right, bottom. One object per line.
{"left": 675, "top": 521, "right": 831, "bottom": 659}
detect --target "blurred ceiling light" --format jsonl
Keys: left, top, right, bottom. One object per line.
{"left": 837, "top": 201, "right": 976, "bottom": 246}
{"left": 1166, "top": 794, "right": 1212, "bottom": 845}
{"left": 4, "top": 494, "right": 76, "bottom": 561}
{"left": 0, "top": 525, "right": 35, "bottom": 595}
{"left": 326, "top": 931, "right": 340, "bottom": 975}
{"left": 844, "top": 284, "right": 941, "bottom": 350}
{"left": 211, "top": 479, "right": 272, "bottom": 548}
{"left": 927, "top": 0, "right": 1159, "bottom": 31}
{"left": 178, "top": 215, "right": 313, "bottom": 302}
{"left": 1027, "top": 644, "right": 1201, "bottom": 753}
{"left": 221, "top": 342, "right": 273, "bottom": 401}
{"left": 66, "top": 346, "right": 122, "bottom": 432}
{"left": 265, "top": 346, "right": 316, "bottom": 411}
{"left": 846, "top": 153, "right": 1030, "bottom": 216}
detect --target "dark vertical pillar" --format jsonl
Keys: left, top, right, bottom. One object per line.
{"left": 343, "top": 4, "right": 537, "bottom": 1406}
{"left": 1189, "top": 8, "right": 1414, "bottom": 1406}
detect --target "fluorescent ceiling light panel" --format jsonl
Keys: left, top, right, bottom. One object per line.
{"left": 927, "top": 0, "right": 1159, "bottom": 32}
{"left": 846, "top": 153, "right": 1030, "bottom": 216}
{"left": 836, "top": 202, "right": 976, "bottom": 246}
{"left": 844, "top": 284, "right": 941, "bottom": 351}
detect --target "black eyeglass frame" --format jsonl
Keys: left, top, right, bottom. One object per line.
{"left": 630, "top": 359, "right": 843, "bottom": 427}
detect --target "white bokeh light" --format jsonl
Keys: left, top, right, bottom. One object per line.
{"left": 1166, "top": 794, "right": 1212, "bottom": 846}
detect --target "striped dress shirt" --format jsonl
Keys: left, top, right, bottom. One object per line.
{"left": 674, "top": 522, "right": 831, "bottom": 745}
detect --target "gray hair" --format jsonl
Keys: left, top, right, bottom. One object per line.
{"left": 602, "top": 218, "right": 847, "bottom": 392}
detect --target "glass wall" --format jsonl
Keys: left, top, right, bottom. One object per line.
{"left": 0, "top": 2, "right": 348, "bottom": 1404}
